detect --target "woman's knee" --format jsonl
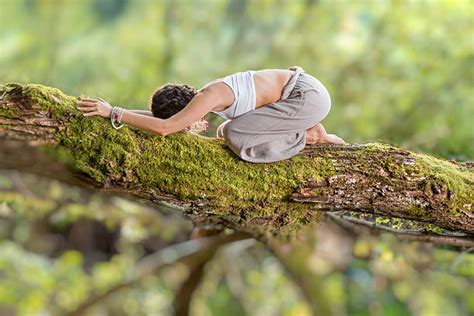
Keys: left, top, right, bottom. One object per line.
{"left": 220, "top": 120, "right": 246, "bottom": 157}
{"left": 222, "top": 119, "right": 239, "bottom": 142}
{"left": 222, "top": 119, "right": 248, "bottom": 151}
{"left": 305, "top": 89, "right": 331, "bottom": 123}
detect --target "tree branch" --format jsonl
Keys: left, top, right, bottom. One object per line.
{"left": 67, "top": 232, "right": 251, "bottom": 316}
{"left": 326, "top": 213, "right": 474, "bottom": 248}
{"left": 0, "top": 83, "right": 472, "bottom": 238}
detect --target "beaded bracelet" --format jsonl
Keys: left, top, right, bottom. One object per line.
{"left": 110, "top": 107, "right": 125, "bottom": 129}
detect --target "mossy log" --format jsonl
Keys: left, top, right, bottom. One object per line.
{"left": 0, "top": 83, "right": 473, "bottom": 238}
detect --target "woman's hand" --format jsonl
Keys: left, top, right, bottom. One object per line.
{"left": 76, "top": 97, "right": 112, "bottom": 118}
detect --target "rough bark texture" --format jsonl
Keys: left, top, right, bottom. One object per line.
{"left": 0, "top": 83, "right": 472, "bottom": 238}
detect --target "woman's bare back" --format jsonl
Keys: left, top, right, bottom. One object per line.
{"left": 201, "top": 69, "right": 294, "bottom": 112}
{"left": 253, "top": 69, "right": 294, "bottom": 108}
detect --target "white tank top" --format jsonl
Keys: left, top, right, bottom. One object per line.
{"left": 212, "top": 70, "right": 256, "bottom": 119}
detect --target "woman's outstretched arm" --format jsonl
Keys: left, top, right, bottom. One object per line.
{"left": 76, "top": 97, "right": 167, "bottom": 134}
{"left": 76, "top": 84, "right": 229, "bottom": 136}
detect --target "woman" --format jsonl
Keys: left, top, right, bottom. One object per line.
{"left": 77, "top": 66, "right": 345, "bottom": 163}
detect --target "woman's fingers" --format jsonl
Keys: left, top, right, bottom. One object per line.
{"left": 83, "top": 111, "right": 99, "bottom": 117}
{"left": 76, "top": 98, "right": 110, "bottom": 118}
{"left": 77, "top": 106, "right": 97, "bottom": 112}
{"left": 78, "top": 97, "right": 98, "bottom": 102}
{"left": 76, "top": 98, "right": 103, "bottom": 118}
{"left": 77, "top": 100, "right": 99, "bottom": 107}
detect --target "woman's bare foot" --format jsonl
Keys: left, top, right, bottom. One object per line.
{"left": 305, "top": 123, "right": 345, "bottom": 145}
{"left": 324, "top": 133, "right": 345, "bottom": 144}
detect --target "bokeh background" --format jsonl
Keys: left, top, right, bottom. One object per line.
{"left": 0, "top": 0, "right": 473, "bottom": 315}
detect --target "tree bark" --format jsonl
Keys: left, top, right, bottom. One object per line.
{"left": 0, "top": 83, "right": 472, "bottom": 238}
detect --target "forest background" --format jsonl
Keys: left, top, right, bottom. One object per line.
{"left": 0, "top": 0, "right": 473, "bottom": 315}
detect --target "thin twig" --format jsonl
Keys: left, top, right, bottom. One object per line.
{"left": 327, "top": 213, "right": 474, "bottom": 248}
{"left": 339, "top": 213, "right": 467, "bottom": 237}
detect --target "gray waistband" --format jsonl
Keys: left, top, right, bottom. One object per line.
{"left": 281, "top": 68, "right": 305, "bottom": 99}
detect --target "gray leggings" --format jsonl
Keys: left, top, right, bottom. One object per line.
{"left": 222, "top": 68, "right": 331, "bottom": 163}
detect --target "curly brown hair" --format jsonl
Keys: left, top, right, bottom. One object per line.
{"left": 150, "top": 83, "right": 198, "bottom": 119}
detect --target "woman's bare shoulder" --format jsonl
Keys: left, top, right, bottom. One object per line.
{"left": 199, "top": 77, "right": 224, "bottom": 92}
{"left": 197, "top": 80, "right": 235, "bottom": 111}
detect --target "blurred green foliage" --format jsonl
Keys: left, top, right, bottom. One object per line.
{"left": 1, "top": 0, "right": 473, "bottom": 315}
{"left": 0, "top": 172, "right": 311, "bottom": 315}
{"left": 1, "top": 171, "right": 473, "bottom": 315}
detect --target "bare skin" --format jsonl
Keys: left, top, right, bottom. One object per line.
{"left": 305, "top": 122, "right": 345, "bottom": 145}
{"left": 77, "top": 68, "right": 344, "bottom": 145}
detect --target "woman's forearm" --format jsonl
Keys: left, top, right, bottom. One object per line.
{"left": 76, "top": 97, "right": 178, "bottom": 136}
{"left": 121, "top": 110, "right": 168, "bottom": 135}
{"left": 77, "top": 98, "right": 168, "bottom": 135}
{"left": 128, "top": 110, "right": 153, "bottom": 116}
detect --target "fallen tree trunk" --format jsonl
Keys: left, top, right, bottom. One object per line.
{"left": 0, "top": 83, "right": 472, "bottom": 238}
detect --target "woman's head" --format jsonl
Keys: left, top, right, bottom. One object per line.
{"left": 150, "top": 83, "right": 197, "bottom": 119}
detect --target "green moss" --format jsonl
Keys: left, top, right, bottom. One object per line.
{"left": 359, "top": 142, "right": 399, "bottom": 152}
{"left": 6, "top": 83, "right": 471, "bottom": 236}
{"left": 2, "top": 82, "right": 78, "bottom": 119}
{"left": 415, "top": 153, "right": 473, "bottom": 194}
{"left": 0, "top": 83, "right": 16, "bottom": 96}
{"left": 0, "top": 105, "right": 18, "bottom": 118}
{"left": 359, "top": 143, "right": 473, "bottom": 202}
{"left": 414, "top": 152, "right": 473, "bottom": 214}
{"left": 95, "top": 127, "right": 327, "bottom": 202}
{"left": 341, "top": 142, "right": 472, "bottom": 219}
{"left": 1, "top": 82, "right": 334, "bottom": 235}
{"left": 353, "top": 142, "right": 418, "bottom": 179}
{"left": 59, "top": 118, "right": 334, "bottom": 205}
{"left": 54, "top": 113, "right": 331, "bottom": 235}
{"left": 0, "top": 84, "right": 20, "bottom": 118}
{"left": 406, "top": 204, "right": 428, "bottom": 217}
{"left": 357, "top": 143, "right": 472, "bottom": 216}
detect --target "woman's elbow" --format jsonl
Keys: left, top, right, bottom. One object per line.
{"left": 157, "top": 129, "right": 169, "bottom": 136}
{"left": 150, "top": 126, "right": 168, "bottom": 136}
{"left": 151, "top": 120, "right": 170, "bottom": 136}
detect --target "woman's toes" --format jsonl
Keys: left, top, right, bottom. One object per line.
{"left": 327, "top": 134, "right": 345, "bottom": 144}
